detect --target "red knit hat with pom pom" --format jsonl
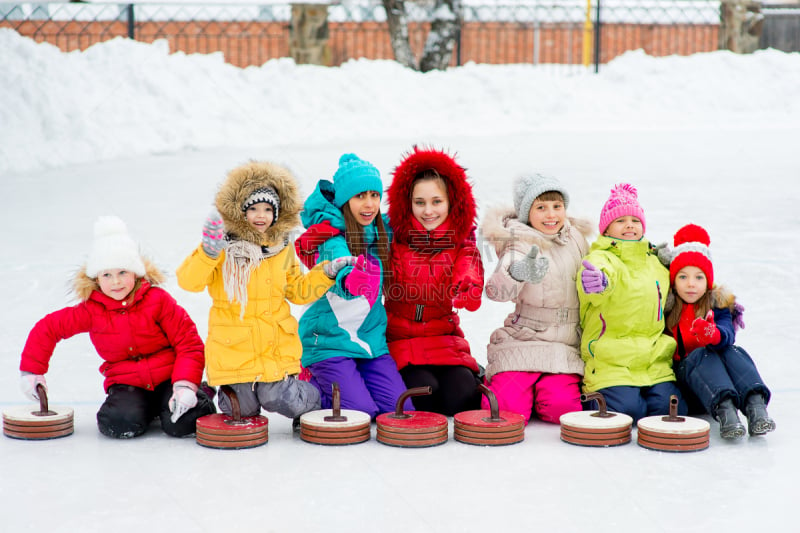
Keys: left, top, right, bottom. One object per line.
{"left": 669, "top": 223, "right": 713, "bottom": 288}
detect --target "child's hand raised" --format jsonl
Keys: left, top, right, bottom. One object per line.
{"left": 690, "top": 311, "right": 721, "bottom": 346}
{"left": 581, "top": 260, "right": 608, "bottom": 294}
{"left": 201, "top": 211, "right": 225, "bottom": 258}
{"left": 508, "top": 245, "right": 549, "bottom": 284}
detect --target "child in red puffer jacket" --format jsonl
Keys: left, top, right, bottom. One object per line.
{"left": 19, "top": 216, "right": 215, "bottom": 439}
{"left": 384, "top": 146, "right": 484, "bottom": 416}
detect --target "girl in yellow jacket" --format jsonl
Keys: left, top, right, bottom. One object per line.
{"left": 177, "top": 161, "right": 354, "bottom": 422}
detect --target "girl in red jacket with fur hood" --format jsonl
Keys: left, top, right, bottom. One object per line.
{"left": 19, "top": 216, "right": 215, "bottom": 439}
{"left": 385, "top": 146, "right": 484, "bottom": 416}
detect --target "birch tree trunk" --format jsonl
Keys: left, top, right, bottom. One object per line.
{"left": 382, "top": 0, "right": 418, "bottom": 69}
{"left": 419, "top": 0, "right": 461, "bottom": 72}
{"left": 381, "top": 0, "right": 462, "bottom": 71}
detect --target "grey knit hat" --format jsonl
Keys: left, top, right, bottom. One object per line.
{"left": 513, "top": 173, "right": 570, "bottom": 224}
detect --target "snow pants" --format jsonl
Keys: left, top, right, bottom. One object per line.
{"left": 593, "top": 381, "right": 686, "bottom": 423}
{"left": 482, "top": 371, "right": 582, "bottom": 423}
{"left": 400, "top": 364, "right": 482, "bottom": 416}
{"left": 308, "top": 354, "right": 412, "bottom": 419}
{"left": 217, "top": 376, "right": 321, "bottom": 419}
{"left": 96, "top": 380, "right": 216, "bottom": 439}
{"left": 675, "top": 344, "right": 771, "bottom": 415}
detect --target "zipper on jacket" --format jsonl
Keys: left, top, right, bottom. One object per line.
{"left": 587, "top": 313, "right": 606, "bottom": 360}
{"left": 656, "top": 281, "right": 663, "bottom": 321}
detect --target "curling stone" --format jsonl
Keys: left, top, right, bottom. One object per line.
{"left": 3, "top": 385, "right": 74, "bottom": 440}
{"left": 637, "top": 395, "right": 710, "bottom": 453}
{"left": 300, "top": 383, "right": 371, "bottom": 445}
{"left": 453, "top": 384, "right": 525, "bottom": 446}
{"left": 376, "top": 387, "right": 448, "bottom": 448}
{"left": 196, "top": 385, "right": 268, "bottom": 449}
{"left": 559, "top": 392, "right": 633, "bottom": 447}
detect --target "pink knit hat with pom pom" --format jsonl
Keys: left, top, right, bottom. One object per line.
{"left": 598, "top": 183, "right": 646, "bottom": 235}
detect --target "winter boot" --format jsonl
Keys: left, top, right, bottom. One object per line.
{"left": 713, "top": 398, "right": 746, "bottom": 439}
{"left": 744, "top": 394, "right": 776, "bottom": 436}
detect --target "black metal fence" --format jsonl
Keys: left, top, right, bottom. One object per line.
{"left": 1, "top": 1, "right": 797, "bottom": 71}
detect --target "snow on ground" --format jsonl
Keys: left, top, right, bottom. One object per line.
{"left": 1, "top": 30, "right": 799, "bottom": 532}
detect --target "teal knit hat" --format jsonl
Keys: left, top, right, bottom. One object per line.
{"left": 333, "top": 153, "right": 383, "bottom": 208}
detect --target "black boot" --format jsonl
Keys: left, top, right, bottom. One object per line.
{"left": 745, "top": 394, "right": 776, "bottom": 436}
{"left": 714, "top": 398, "right": 745, "bottom": 439}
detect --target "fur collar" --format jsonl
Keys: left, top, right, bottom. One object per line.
{"left": 73, "top": 258, "right": 164, "bottom": 301}
{"left": 481, "top": 205, "right": 593, "bottom": 254}
{"left": 387, "top": 146, "right": 477, "bottom": 245}
{"left": 216, "top": 160, "right": 301, "bottom": 247}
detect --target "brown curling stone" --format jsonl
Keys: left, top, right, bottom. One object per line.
{"left": 636, "top": 395, "right": 710, "bottom": 453}
{"left": 3, "top": 385, "right": 74, "bottom": 440}
{"left": 196, "top": 385, "right": 268, "bottom": 449}
{"left": 454, "top": 384, "right": 525, "bottom": 446}
{"left": 300, "top": 383, "right": 371, "bottom": 445}
{"left": 559, "top": 392, "right": 632, "bottom": 447}
{"left": 376, "top": 387, "right": 448, "bottom": 448}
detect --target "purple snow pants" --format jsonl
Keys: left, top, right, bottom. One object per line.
{"left": 308, "top": 354, "right": 413, "bottom": 419}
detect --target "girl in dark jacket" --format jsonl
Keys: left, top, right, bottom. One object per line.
{"left": 384, "top": 146, "right": 484, "bottom": 415}
{"left": 662, "top": 223, "right": 775, "bottom": 439}
{"left": 19, "top": 216, "right": 215, "bottom": 438}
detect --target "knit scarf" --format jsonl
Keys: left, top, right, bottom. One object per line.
{"left": 222, "top": 237, "right": 286, "bottom": 320}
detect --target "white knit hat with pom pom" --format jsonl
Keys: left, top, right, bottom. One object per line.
{"left": 85, "top": 216, "right": 146, "bottom": 278}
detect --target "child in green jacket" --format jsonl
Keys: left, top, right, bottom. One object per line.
{"left": 577, "top": 183, "right": 685, "bottom": 422}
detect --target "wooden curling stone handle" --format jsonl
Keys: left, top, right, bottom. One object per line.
{"left": 478, "top": 384, "right": 505, "bottom": 423}
{"left": 220, "top": 385, "right": 250, "bottom": 425}
{"left": 324, "top": 382, "right": 347, "bottom": 422}
{"left": 33, "top": 384, "right": 56, "bottom": 417}
{"left": 389, "top": 387, "right": 432, "bottom": 419}
{"left": 581, "top": 392, "right": 616, "bottom": 419}
{"left": 661, "top": 395, "right": 685, "bottom": 423}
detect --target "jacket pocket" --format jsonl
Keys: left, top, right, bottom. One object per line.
{"left": 208, "top": 325, "right": 255, "bottom": 371}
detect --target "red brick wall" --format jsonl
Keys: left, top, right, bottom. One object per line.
{"left": 2, "top": 20, "right": 719, "bottom": 68}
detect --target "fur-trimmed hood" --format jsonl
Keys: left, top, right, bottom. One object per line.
{"left": 73, "top": 258, "right": 165, "bottom": 301}
{"left": 481, "top": 205, "right": 593, "bottom": 254}
{"left": 216, "top": 161, "right": 302, "bottom": 247}
{"left": 387, "top": 146, "right": 477, "bottom": 244}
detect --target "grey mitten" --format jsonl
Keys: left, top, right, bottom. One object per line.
{"left": 655, "top": 242, "right": 672, "bottom": 267}
{"left": 323, "top": 256, "right": 358, "bottom": 279}
{"left": 508, "top": 245, "right": 549, "bottom": 284}
{"left": 201, "top": 211, "right": 225, "bottom": 258}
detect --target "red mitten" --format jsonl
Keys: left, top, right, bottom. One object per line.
{"left": 690, "top": 310, "right": 721, "bottom": 346}
{"left": 452, "top": 278, "right": 482, "bottom": 312}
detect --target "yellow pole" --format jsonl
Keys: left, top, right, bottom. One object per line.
{"left": 582, "top": 0, "right": 593, "bottom": 67}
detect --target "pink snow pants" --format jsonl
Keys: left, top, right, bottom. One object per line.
{"left": 482, "top": 371, "right": 582, "bottom": 423}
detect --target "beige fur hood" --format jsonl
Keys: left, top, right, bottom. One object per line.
{"left": 481, "top": 205, "right": 594, "bottom": 254}
{"left": 215, "top": 161, "right": 301, "bottom": 247}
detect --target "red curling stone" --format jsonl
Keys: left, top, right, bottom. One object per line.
{"left": 454, "top": 384, "right": 525, "bottom": 446}
{"left": 196, "top": 386, "right": 268, "bottom": 449}
{"left": 376, "top": 387, "right": 448, "bottom": 448}
{"left": 3, "top": 385, "right": 74, "bottom": 441}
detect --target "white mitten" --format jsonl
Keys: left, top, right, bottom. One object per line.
{"left": 168, "top": 380, "right": 198, "bottom": 423}
{"left": 20, "top": 371, "right": 47, "bottom": 402}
